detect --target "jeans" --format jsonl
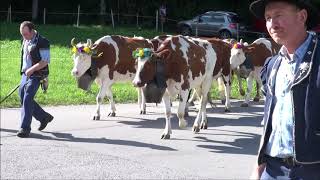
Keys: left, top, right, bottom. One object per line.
{"left": 19, "top": 74, "right": 50, "bottom": 131}
{"left": 261, "top": 156, "right": 320, "bottom": 180}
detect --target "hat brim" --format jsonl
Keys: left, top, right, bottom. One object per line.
{"left": 249, "top": 0, "right": 319, "bottom": 29}
{"left": 249, "top": 0, "right": 267, "bottom": 19}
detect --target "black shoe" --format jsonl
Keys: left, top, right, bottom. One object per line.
{"left": 38, "top": 114, "right": 54, "bottom": 131}
{"left": 17, "top": 128, "right": 30, "bottom": 138}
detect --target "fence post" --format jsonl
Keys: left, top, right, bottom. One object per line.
{"left": 196, "top": 21, "right": 199, "bottom": 37}
{"left": 76, "top": 4, "right": 80, "bottom": 27}
{"left": 236, "top": 23, "right": 239, "bottom": 41}
{"left": 7, "top": 5, "right": 12, "bottom": 23}
{"left": 43, "top": 8, "right": 46, "bottom": 25}
{"left": 111, "top": 9, "right": 115, "bottom": 29}
{"left": 155, "top": 10, "right": 158, "bottom": 32}
{"left": 136, "top": 12, "right": 139, "bottom": 28}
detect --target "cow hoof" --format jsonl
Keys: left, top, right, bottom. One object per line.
{"left": 192, "top": 125, "right": 200, "bottom": 133}
{"left": 224, "top": 108, "right": 231, "bottom": 113}
{"left": 161, "top": 134, "right": 170, "bottom": 139}
{"left": 240, "top": 103, "right": 249, "bottom": 107}
{"left": 240, "top": 90, "right": 245, "bottom": 96}
{"left": 200, "top": 122, "right": 208, "bottom": 129}
{"left": 140, "top": 110, "right": 146, "bottom": 115}
{"left": 221, "top": 99, "right": 226, "bottom": 105}
{"left": 93, "top": 116, "right": 100, "bottom": 120}
{"left": 108, "top": 112, "right": 116, "bottom": 117}
{"left": 179, "top": 120, "right": 188, "bottom": 129}
{"left": 253, "top": 97, "right": 260, "bottom": 102}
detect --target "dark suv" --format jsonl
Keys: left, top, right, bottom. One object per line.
{"left": 177, "top": 11, "right": 246, "bottom": 39}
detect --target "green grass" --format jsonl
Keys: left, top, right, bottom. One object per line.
{"left": 0, "top": 23, "right": 257, "bottom": 108}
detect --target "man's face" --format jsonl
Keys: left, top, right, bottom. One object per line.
{"left": 265, "top": 2, "right": 307, "bottom": 44}
{"left": 20, "top": 26, "right": 34, "bottom": 40}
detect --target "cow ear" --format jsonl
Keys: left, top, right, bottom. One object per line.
{"left": 243, "top": 46, "right": 254, "bottom": 53}
{"left": 157, "top": 49, "right": 171, "bottom": 61}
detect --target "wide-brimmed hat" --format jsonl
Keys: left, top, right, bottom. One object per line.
{"left": 249, "top": 0, "right": 319, "bottom": 29}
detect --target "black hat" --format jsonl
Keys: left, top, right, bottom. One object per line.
{"left": 249, "top": 0, "right": 319, "bottom": 29}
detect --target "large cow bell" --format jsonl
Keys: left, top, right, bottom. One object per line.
{"left": 77, "top": 72, "right": 95, "bottom": 91}
{"left": 142, "top": 60, "right": 167, "bottom": 103}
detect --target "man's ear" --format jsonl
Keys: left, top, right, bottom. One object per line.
{"left": 298, "top": 9, "right": 308, "bottom": 25}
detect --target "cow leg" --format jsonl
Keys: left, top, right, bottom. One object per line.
{"left": 241, "top": 73, "right": 254, "bottom": 107}
{"left": 177, "top": 90, "right": 189, "bottom": 129}
{"left": 217, "top": 77, "right": 226, "bottom": 105}
{"left": 253, "top": 69, "right": 262, "bottom": 102}
{"left": 237, "top": 72, "right": 245, "bottom": 96}
{"left": 93, "top": 82, "right": 109, "bottom": 120}
{"left": 105, "top": 84, "right": 116, "bottom": 117}
{"left": 138, "top": 88, "right": 146, "bottom": 114}
{"left": 222, "top": 75, "right": 231, "bottom": 112}
{"left": 187, "top": 88, "right": 199, "bottom": 106}
{"left": 161, "top": 91, "right": 172, "bottom": 139}
{"left": 194, "top": 78, "right": 212, "bottom": 133}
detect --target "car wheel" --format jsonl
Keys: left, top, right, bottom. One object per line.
{"left": 219, "top": 30, "right": 231, "bottom": 39}
{"left": 181, "top": 26, "right": 191, "bottom": 36}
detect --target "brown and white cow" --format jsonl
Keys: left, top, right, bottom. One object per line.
{"left": 229, "top": 38, "right": 280, "bottom": 107}
{"left": 132, "top": 35, "right": 217, "bottom": 139}
{"left": 71, "top": 35, "right": 153, "bottom": 120}
{"left": 188, "top": 37, "right": 232, "bottom": 112}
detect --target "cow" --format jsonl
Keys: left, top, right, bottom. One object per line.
{"left": 132, "top": 35, "right": 217, "bottom": 139}
{"left": 188, "top": 38, "right": 232, "bottom": 112}
{"left": 229, "top": 38, "right": 281, "bottom": 107}
{"left": 71, "top": 35, "right": 154, "bottom": 120}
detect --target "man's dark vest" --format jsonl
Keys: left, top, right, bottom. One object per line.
{"left": 20, "top": 33, "right": 50, "bottom": 77}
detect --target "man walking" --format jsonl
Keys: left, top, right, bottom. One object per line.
{"left": 17, "top": 21, "right": 53, "bottom": 138}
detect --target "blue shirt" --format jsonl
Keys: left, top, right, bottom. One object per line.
{"left": 265, "top": 33, "right": 312, "bottom": 158}
{"left": 21, "top": 33, "right": 50, "bottom": 72}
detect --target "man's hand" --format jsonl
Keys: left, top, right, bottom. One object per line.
{"left": 25, "top": 60, "right": 48, "bottom": 77}
{"left": 25, "top": 68, "right": 34, "bottom": 77}
{"left": 250, "top": 163, "right": 266, "bottom": 180}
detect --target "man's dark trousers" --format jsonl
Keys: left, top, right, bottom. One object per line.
{"left": 19, "top": 74, "right": 50, "bottom": 131}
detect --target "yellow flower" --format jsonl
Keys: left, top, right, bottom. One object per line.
{"left": 138, "top": 49, "right": 144, "bottom": 57}
{"left": 233, "top": 43, "right": 238, "bottom": 49}
{"left": 83, "top": 47, "right": 91, "bottom": 54}
{"left": 72, "top": 46, "right": 77, "bottom": 53}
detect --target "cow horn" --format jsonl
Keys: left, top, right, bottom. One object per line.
{"left": 71, "top": 38, "right": 76, "bottom": 47}
{"left": 240, "top": 39, "right": 243, "bottom": 44}
{"left": 87, "top": 39, "right": 92, "bottom": 48}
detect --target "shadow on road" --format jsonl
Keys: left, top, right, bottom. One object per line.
{"left": 0, "top": 128, "right": 177, "bottom": 151}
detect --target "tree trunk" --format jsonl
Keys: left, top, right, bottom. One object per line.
{"left": 32, "top": 0, "right": 39, "bottom": 21}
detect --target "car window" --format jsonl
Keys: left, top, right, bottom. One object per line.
{"left": 199, "top": 15, "right": 212, "bottom": 23}
{"left": 211, "top": 15, "right": 225, "bottom": 23}
{"left": 228, "top": 15, "right": 241, "bottom": 23}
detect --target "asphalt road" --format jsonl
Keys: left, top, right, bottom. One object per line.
{"left": 1, "top": 100, "right": 264, "bottom": 179}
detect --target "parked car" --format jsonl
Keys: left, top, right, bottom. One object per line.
{"left": 177, "top": 11, "right": 246, "bottom": 39}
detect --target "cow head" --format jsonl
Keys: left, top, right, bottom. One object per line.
{"left": 132, "top": 48, "right": 170, "bottom": 87}
{"left": 70, "top": 38, "right": 95, "bottom": 77}
{"left": 229, "top": 39, "right": 248, "bottom": 70}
